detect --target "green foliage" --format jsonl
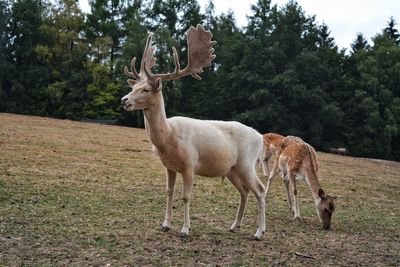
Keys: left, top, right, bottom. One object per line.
{"left": 344, "top": 26, "right": 400, "bottom": 159}
{"left": 1, "top": 0, "right": 400, "bottom": 160}
{"left": 0, "top": 0, "right": 11, "bottom": 110}
{"left": 84, "top": 62, "right": 120, "bottom": 119}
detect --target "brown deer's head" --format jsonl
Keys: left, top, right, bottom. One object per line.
{"left": 316, "top": 188, "right": 335, "bottom": 230}
{"left": 121, "top": 24, "right": 216, "bottom": 111}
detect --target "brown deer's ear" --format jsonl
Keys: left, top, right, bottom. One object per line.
{"left": 318, "top": 188, "right": 326, "bottom": 199}
{"left": 153, "top": 78, "right": 162, "bottom": 92}
{"left": 127, "top": 79, "right": 137, "bottom": 87}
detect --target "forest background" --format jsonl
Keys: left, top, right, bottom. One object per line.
{"left": 1, "top": 0, "right": 400, "bottom": 160}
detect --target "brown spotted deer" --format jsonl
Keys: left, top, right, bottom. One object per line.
{"left": 267, "top": 136, "right": 335, "bottom": 229}
{"left": 261, "top": 133, "right": 285, "bottom": 176}
{"left": 121, "top": 25, "right": 266, "bottom": 239}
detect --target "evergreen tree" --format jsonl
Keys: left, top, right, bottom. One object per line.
{"left": 0, "top": 0, "right": 11, "bottom": 111}
{"left": 118, "top": 2, "right": 148, "bottom": 126}
{"left": 204, "top": 0, "right": 216, "bottom": 29}
{"left": 5, "top": 0, "right": 48, "bottom": 114}
{"left": 37, "top": 0, "right": 90, "bottom": 119}
{"left": 351, "top": 33, "right": 369, "bottom": 53}
{"left": 83, "top": 0, "right": 128, "bottom": 119}
{"left": 384, "top": 16, "right": 400, "bottom": 45}
{"left": 345, "top": 27, "right": 400, "bottom": 159}
{"left": 86, "top": 0, "right": 125, "bottom": 70}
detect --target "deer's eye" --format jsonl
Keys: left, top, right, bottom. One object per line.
{"left": 142, "top": 89, "right": 149, "bottom": 93}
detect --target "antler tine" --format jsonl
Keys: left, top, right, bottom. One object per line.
{"left": 140, "top": 34, "right": 156, "bottom": 76}
{"left": 124, "top": 57, "right": 140, "bottom": 79}
{"left": 172, "top": 47, "right": 181, "bottom": 75}
{"left": 143, "top": 59, "right": 154, "bottom": 80}
{"left": 131, "top": 57, "right": 139, "bottom": 77}
{"left": 143, "top": 44, "right": 182, "bottom": 81}
{"left": 191, "top": 73, "right": 202, "bottom": 80}
{"left": 124, "top": 33, "right": 156, "bottom": 80}
{"left": 140, "top": 34, "right": 151, "bottom": 72}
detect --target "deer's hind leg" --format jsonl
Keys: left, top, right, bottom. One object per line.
{"left": 287, "top": 171, "right": 300, "bottom": 219}
{"left": 235, "top": 166, "right": 266, "bottom": 240}
{"left": 227, "top": 171, "right": 249, "bottom": 232}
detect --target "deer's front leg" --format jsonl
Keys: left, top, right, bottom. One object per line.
{"left": 261, "top": 156, "right": 270, "bottom": 177}
{"left": 179, "top": 170, "right": 194, "bottom": 238}
{"left": 162, "top": 169, "right": 176, "bottom": 232}
{"left": 266, "top": 155, "right": 280, "bottom": 197}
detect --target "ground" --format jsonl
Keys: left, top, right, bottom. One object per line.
{"left": 0, "top": 113, "right": 399, "bottom": 266}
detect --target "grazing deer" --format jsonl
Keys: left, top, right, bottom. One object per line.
{"left": 330, "top": 147, "right": 347, "bottom": 156}
{"left": 121, "top": 25, "right": 266, "bottom": 239}
{"left": 267, "top": 136, "right": 335, "bottom": 229}
{"left": 261, "top": 133, "right": 285, "bottom": 176}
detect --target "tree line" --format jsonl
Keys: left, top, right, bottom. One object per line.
{"left": 1, "top": 0, "right": 400, "bottom": 160}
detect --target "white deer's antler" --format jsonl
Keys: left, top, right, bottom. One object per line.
{"left": 143, "top": 24, "right": 216, "bottom": 81}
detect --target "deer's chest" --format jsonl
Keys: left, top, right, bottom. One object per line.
{"left": 154, "top": 144, "right": 187, "bottom": 173}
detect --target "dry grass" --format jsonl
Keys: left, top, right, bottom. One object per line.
{"left": 1, "top": 113, "right": 399, "bottom": 266}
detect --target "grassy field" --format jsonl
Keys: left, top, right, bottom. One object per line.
{"left": 1, "top": 113, "right": 399, "bottom": 266}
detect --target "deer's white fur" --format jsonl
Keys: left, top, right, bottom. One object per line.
{"left": 122, "top": 80, "right": 267, "bottom": 239}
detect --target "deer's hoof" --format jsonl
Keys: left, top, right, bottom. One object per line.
{"left": 178, "top": 232, "right": 189, "bottom": 238}
{"left": 251, "top": 235, "right": 263, "bottom": 241}
{"left": 229, "top": 225, "right": 240, "bottom": 233}
{"left": 161, "top": 226, "right": 171, "bottom": 232}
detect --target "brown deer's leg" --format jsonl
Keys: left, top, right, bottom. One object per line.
{"left": 288, "top": 171, "right": 300, "bottom": 219}
{"left": 266, "top": 155, "right": 280, "bottom": 197}
{"left": 282, "top": 174, "right": 292, "bottom": 211}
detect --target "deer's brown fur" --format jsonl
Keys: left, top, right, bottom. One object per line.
{"left": 261, "top": 133, "right": 285, "bottom": 176}
{"left": 268, "top": 136, "right": 335, "bottom": 229}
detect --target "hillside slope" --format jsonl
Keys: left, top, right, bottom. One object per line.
{"left": 1, "top": 113, "right": 399, "bottom": 266}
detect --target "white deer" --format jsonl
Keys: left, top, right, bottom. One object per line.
{"left": 121, "top": 25, "right": 266, "bottom": 239}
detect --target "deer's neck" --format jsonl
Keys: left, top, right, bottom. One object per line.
{"left": 307, "top": 172, "right": 322, "bottom": 201}
{"left": 143, "top": 92, "right": 170, "bottom": 149}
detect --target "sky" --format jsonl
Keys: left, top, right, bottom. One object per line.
{"left": 78, "top": 0, "right": 400, "bottom": 50}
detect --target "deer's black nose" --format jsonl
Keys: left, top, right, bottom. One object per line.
{"left": 121, "top": 97, "right": 128, "bottom": 105}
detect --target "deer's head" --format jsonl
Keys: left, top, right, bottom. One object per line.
{"left": 316, "top": 188, "right": 335, "bottom": 230}
{"left": 121, "top": 24, "right": 216, "bottom": 111}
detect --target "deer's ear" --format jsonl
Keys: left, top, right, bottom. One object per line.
{"left": 153, "top": 78, "right": 162, "bottom": 92}
{"left": 127, "top": 79, "right": 137, "bottom": 87}
{"left": 318, "top": 188, "right": 326, "bottom": 199}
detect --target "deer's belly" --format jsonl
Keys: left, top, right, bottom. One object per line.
{"left": 155, "top": 141, "right": 236, "bottom": 177}
{"left": 194, "top": 151, "right": 235, "bottom": 177}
